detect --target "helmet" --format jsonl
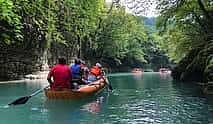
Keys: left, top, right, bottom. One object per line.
{"left": 96, "top": 63, "right": 102, "bottom": 68}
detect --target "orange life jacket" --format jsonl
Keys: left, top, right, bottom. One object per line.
{"left": 89, "top": 66, "right": 101, "bottom": 77}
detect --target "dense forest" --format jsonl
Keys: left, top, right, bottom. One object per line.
{"left": 155, "top": 0, "right": 212, "bottom": 83}
{"left": 0, "top": 0, "right": 212, "bottom": 84}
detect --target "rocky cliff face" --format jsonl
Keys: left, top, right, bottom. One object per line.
{"left": 0, "top": 45, "right": 45, "bottom": 80}
{"left": 0, "top": 42, "right": 77, "bottom": 81}
{"left": 171, "top": 40, "right": 213, "bottom": 83}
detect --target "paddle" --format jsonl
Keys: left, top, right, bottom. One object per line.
{"left": 102, "top": 71, "right": 113, "bottom": 91}
{"left": 8, "top": 85, "right": 50, "bottom": 106}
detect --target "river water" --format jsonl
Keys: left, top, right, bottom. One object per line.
{"left": 0, "top": 72, "right": 213, "bottom": 124}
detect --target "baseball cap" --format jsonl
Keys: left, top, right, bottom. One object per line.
{"left": 96, "top": 63, "right": 102, "bottom": 68}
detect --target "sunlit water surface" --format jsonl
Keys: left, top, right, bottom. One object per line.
{"left": 0, "top": 72, "right": 213, "bottom": 124}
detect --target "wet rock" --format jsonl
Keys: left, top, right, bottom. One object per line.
{"left": 172, "top": 41, "right": 213, "bottom": 83}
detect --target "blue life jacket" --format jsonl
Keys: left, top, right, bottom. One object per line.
{"left": 71, "top": 64, "right": 81, "bottom": 79}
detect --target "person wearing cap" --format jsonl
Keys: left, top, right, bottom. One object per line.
{"left": 47, "top": 57, "right": 72, "bottom": 88}
{"left": 80, "top": 60, "right": 89, "bottom": 82}
{"left": 87, "top": 63, "right": 103, "bottom": 83}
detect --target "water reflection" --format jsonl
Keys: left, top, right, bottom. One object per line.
{"left": 133, "top": 74, "right": 142, "bottom": 80}
{"left": 159, "top": 72, "right": 172, "bottom": 79}
{"left": 42, "top": 99, "right": 91, "bottom": 124}
{"left": 40, "top": 91, "right": 109, "bottom": 123}
{"left": 171, "top": 80, "right": 205, "bottom": 97}
{"left": 80, "top": 96, "right": 104, "bottom": 114}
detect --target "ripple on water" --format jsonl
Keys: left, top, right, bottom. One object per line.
{"left": 0, "top": 105, "right": 10, "bottom": 109}
{"left": 29, "top": 107, "right": 49, "bottom": 122}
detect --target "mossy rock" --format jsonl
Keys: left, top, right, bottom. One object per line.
{"left": 172, "top": 41, "right": 213, "bottom": 82}
{"left": 171, "top": 48, "right": 201, "bottom": 80}
{"left": 180, "top": 42, "right": 213, "bottom": 82}
{"left": 204, "top": 56, "right": 213, "bottom": 82}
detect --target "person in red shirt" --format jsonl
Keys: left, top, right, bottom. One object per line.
{"left": 47, "top": 57, "right": 72, "bottom": 88}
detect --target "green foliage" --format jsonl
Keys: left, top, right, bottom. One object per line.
{"left": 156, "top": 0, "right": 213, "bottom": 62}
{"left": 85, "top": 7, "right": 147, "bottom": 67}
{"left": 0, "top": 0, "right": 23, "bottom": 44}
{"left": 0, "top": 0, "right": 152, "bottom": 72}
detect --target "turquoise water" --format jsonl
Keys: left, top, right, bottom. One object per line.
{"left": 1, "top": 72, "right": 213, "bottom": 124}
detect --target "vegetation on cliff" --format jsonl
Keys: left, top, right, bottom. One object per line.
{"left": 155, "top": 0, "right": 213, "bottom": 83}
{"left": 1, "top": 0, "right": 211, "bottom": 83}
{"left": 0, "top": 0, "right": 168, "bottom": 80}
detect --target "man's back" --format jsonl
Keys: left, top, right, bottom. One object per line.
{"left": 48, "top": 64, "right": 71, "bottom": 88}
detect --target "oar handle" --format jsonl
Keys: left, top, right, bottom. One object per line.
{"left": 29, "top": 85, "right": 50, "bottom": 97}
{"left": 102, "top": 71, "right": 113, "bottom": 90}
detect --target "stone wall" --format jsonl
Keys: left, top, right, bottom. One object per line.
{"left": 0, "top": 42, "right": 78, "bottom": 81}
{"left": 0, "top": 46, "right": 42, "bottom": 80}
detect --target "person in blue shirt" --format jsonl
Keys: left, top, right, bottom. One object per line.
{"left": 70, "top": 58, "right": 86, "bottom": 89}
{"left": 71, "top": 58, "right": 82, "bottom": 80}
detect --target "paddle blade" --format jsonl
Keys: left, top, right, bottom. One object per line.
{"left": 108, "top": 84, "right": 113, "bottom": 90}
{"left": 8, "top": 96, "right": 30, "bottom": 106}
{"left": 105, "top": 77, "right": 113, "bottom": 91}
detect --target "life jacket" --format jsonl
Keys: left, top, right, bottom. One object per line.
{"left": 71, "top": 64, "right": 81, "bottom": 79}
{"left": 80, "top": 63, "right": 85, "bottom": 68}
{"left": 89, "top": 66, "right": 101, "bottom": 77}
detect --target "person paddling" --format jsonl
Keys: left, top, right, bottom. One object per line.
{"left": 87, "top": 63, "right": 103, "bottom": 83}
{"left": 80, "top": 60, "right": 89, "bottom": 83}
